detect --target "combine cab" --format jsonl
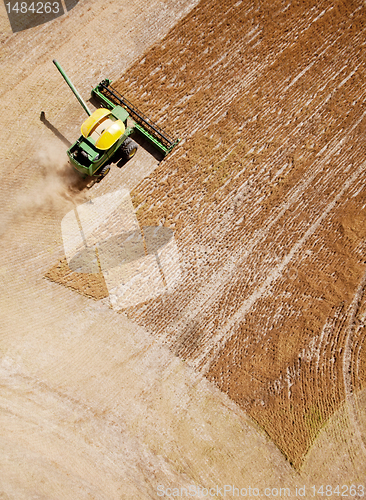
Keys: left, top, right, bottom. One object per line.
{"left": 53, "top": 60, "right": 179, "bottom": 180}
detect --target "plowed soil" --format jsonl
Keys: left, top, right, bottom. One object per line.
{"left": 109, "top": 0, "right": 366, "bottom": 468}
{"left": 1, "top": 0, "right": 366, "bottom": 496}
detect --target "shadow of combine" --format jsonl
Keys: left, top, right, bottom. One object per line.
{"left": 40, "top": 111, "right": 93, "bottom": 192}
{"left": 131, "top": 133, "right": 165, "bottom": 163}
{"left": 40, "top": 111, "right": 72, "bottom": 148}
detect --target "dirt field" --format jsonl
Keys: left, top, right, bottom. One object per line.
{"left": 1, "top": 0, "right": 366, "bottom": 497}
{"left": 111, "top": 0, "right": 366, "bottom": 469}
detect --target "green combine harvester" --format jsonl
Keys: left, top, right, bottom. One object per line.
{"left": 53, "top": 60, "right": 179, "bottom": 180}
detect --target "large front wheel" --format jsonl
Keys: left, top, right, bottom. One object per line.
{"left": 121, "top": 138, "right": 138, "bottom": 161}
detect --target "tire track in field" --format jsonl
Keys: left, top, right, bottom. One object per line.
{"left": 153, "top": 110, "right": 366, "bottom": 352}
{"left": 194, "top": 159, "right": 366, "bottom": 373}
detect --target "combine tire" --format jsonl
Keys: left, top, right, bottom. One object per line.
{"left": 121, "top": 138, "right": 138, "bottom": 161}
{"left": 100, "top": 165, "right": 111, "bottom": 177}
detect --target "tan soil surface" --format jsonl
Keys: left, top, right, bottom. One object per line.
{"left": 1, "top": 0, "right": 366, "bottom": 497}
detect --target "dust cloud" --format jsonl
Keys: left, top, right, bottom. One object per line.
{"left": 0, "top": 141, "right": 88, "bottom": 238}
{"left": 21, "top": 141, "right": 87, "bottom": 210}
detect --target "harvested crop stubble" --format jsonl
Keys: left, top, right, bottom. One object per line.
{"left": 51, "top": 0, "right": 366, "bottom": 468}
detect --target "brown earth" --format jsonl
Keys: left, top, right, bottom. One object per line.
{"left": 45, "top": 257, "right": 109, "bottom": 300}
{"left": 1, "top": 0, "right": 366, "bottom": 496}
{"left": 44, "top": 0, "right": 366, "bottom": 469}
{"left": 104, "top": 0, "right": 366, "bottom": 468}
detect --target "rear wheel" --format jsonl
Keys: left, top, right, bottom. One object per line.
{"left": 121, "top": 138, "right": 138, "bottom": 161}
{"left": 100, "top": 164, "right": 111, "bottom": 177}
